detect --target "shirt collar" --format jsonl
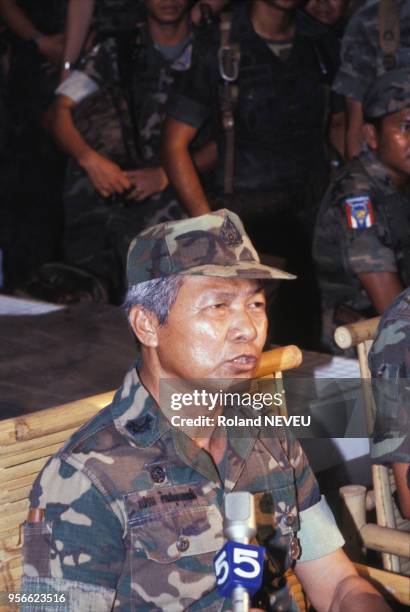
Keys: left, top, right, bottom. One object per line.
{"left": 111, "top": 364, "right": 262, "bottom": 489}
{"left": 111, "top": 362, "right": 171, "bottom": 448}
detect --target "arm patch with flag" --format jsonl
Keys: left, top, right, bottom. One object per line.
{"left": 344, "top": 196, "right": 375, "bottom": 230}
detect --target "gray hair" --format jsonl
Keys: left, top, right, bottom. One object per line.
{"left": 123, "top": 276, "right": 184, "bottom": 325}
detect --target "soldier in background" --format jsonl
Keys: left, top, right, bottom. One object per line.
{"left": 60, "top": 0, "right": 231, "bottom": 81}
{"left": 313, "top": 69, "right": 410, "bottom": 353}
{"left": 369, "top": 287, "right": 410, "bottom": 520}
{"left": 20, "top": 210, "right": 390, "bottom": 612}
{"left": 333, "top": 0, "right": 410, "bottom": 159}
{"left": 51, "top": 0, "right": 217, "bottom": 303}
{"left": 162, "top": 0, "right": 344, "bottom": 349}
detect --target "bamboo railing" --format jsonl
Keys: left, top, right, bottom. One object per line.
{"left": 335, "top": 318, "right": 410, "bottom": 575}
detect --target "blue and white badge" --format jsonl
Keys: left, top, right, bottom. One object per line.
{"left": 213, "top": 541, "right": 265, "bottom": 597}
{"left": 344, "top": 196, "right": 375, "bottom": 230}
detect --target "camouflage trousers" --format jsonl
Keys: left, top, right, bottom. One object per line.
{"left": 63, "top": 168, "right": 185, "bottom": 303}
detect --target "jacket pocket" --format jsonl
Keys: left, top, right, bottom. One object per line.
{"left": 124, "top": 484, "right": 223, "bottom": 610}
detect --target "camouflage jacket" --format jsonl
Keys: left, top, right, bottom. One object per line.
{"left": 59, "top": 27, "right": 200, "bottom": 283}
{"left": 333, "top": 0, "right": 410, "bottom": 102}
{"left": 167, "top": 1, "right": 342, "bottom": 192}
{"left": 59, "top": 27, "right": 196, "bottom": 169}
{"left": 313, "top": 149, "right": 410, "bottom": 351}
{"left": 21, "top": 366, "right": 343, "bottom": 611}
{"left": 369, "top": 288, "right": 410, "bottom": 464}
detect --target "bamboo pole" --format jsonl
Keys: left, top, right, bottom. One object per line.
{"left": 360, "top": 523, "right": 410, "bottom": 558}
{"left": 0, "top": 427, "right": 78, "bottom": 459}
{"left": 0, "top": 441, "right": 68, "bottom": 469}
{"left": 355, "top": 563, "right": 410, "bottom": 606}
{"left": 0, "top": 457, "right": 49, "bottom": 484}
{"left": 256, "top": 345, "right": 302, "bottom": 377}
{"left": 0, "top": 391, "right": 114, "bottom": 446}
{"left": 372, "top": 465, "right": 400, "bottom": 572}
{"left": 340, "top": 485, "right": 367, "bottom": 530}
{"left": 340, "top": 485, "right": 367, "bottom": 560}
{"left": 340, "top": 485, "right": 410, "bottom": 559}
{"left": 334, "top": 317, "right": 381, "bottom": 350}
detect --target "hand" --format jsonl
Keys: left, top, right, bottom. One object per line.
{"left": 36, "top": 33, "right": 65, "bottom": 67}
{"left": 79, "top": 149, "right": 131, "bottom": 198}
{"left": 125, "top": 166, "right": 169, "bottom": 202}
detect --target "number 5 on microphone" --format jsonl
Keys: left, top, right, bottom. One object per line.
{"left": 213, "top": 541, "right": 265, "bottom": 597}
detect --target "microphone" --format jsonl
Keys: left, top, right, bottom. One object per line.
{"left": 214, "top": 492, "right": 265, "bottom": 612}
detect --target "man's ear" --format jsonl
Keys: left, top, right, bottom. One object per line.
{"left": 363, "top": 122, "right": 379, "bottom": 151}
{"left": 129, "top": 306, "right": 160, "bottom": 347}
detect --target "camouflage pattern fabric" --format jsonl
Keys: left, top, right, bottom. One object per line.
{"left": 363, "top": 67, "right": 410, "bottom": 119}
{"left": 126, "top": 209, "right": 296, "bottom": 286}
{"left": 313, "top": 149, "right": 410, "bottom": 353}
{"left": 21, "top": 365, "right": 323, "bottom": 611}
{"left": 62, "top": 28, "right": 198, "bottom": 302}
{"left": 369, "top": 288, "right": 410, "bottom": 464}
{"left": 333, "top": 0, "right": 410, "bottom": 102}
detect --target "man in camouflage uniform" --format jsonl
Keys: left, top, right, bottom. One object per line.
{"left": 21, "top": 209, "right": 390, "bottom": 611}
{"left": 162, "top": 0, "right": 344, "bottom": 349}
{"left": 333, "top": 0, "right": 410, "bottom": 158}
{"left": 313, "top": 68, "right": 410, "bottom": 353}
{"left": 369, "top": 287, "right": 410, "bottom": 519}
{"left": 60, "top": 1, "right": 231, "bottom": 82}
{"left": 53, "top": 0, "right": 215, "bottom": 303}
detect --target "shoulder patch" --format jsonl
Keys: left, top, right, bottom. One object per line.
{"left": 344, "top": 196, "right": 374, "bottom": 230}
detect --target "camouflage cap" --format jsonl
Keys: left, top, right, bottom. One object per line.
{"left": 363, "top": 68, "right": 410, "bottom": 119}
{"left": 126, "top": 209, "right": 295, "bottom": 285}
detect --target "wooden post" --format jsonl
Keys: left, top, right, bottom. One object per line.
{"left": 334, "top": 318, "right": 380, "bottom": 350}
{"left": 372, "top": 465, "right": 400, "bottom": 573}
{"left": 256, "top": 345, "right": 302, "bottom": 377}
{"left": 340, "top": 485, "right": 367, "bottom": 560}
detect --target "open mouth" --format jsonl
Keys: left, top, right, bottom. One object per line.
{"left": 227, "top": 355, "right": 258, "bottom": 371}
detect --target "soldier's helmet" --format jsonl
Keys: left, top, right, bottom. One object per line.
{"left": 126, "top": 209, "right": 295, "bottom": 286}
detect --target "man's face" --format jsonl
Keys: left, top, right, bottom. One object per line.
{"left": 155, "top": 277, "right": 268, "bottom": 380}
{"left": 144, "top": 0, "right": 191, "bottom": 24}
{"left": 304, "top": 0, "right": 347, "bottom": 26}
{"left": 369, "top": 108, "right": 410, "bottom": 184}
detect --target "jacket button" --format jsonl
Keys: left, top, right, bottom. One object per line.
{"left": 150, "top": 466, "right": 166, "bottom": 483}
{"left": 176, "top": 536, "right": 190, "bottom": 552}
{"left": 285, "top": 513, "right": 295, "bottom": 527}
